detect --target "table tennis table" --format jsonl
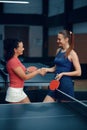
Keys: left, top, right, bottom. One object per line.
{"left": 0, "top": 75, "right": 5, "bottom": 88}
{"left": 0, "top": 101, "right": 87, "bottom": 130}
{"left": 0, "top": 62, "right": 87, "bottom": 130}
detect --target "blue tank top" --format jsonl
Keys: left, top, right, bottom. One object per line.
{"left": 54, "top": 49, "right": 73, "bottom": 75}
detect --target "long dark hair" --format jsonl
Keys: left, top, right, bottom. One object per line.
{"left": 4, "top": 39, "right": 22, "bottom": 61}
{"left": 59, "top": 30, "right": 74, "bottom": 57}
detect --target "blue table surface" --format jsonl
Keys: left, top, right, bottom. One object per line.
{"left": 0, "top": 102, "right": 87, "bottom": 130}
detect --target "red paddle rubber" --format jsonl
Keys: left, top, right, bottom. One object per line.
{"left": 49, "top": 80, "right": 60, "bottom": 90}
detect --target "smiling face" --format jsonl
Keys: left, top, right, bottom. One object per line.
{"left": 14, "top": 42, "right": 24, "bottom": 56}
{"left": 57, "top": 33, "right": 69, "bottom": 49}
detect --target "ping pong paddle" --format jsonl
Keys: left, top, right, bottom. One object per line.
{"left": 49, "top": 80, "right": 60, "bottom": 91}
{"left": 27, "top": 66, "right": 37, "bottom": 73}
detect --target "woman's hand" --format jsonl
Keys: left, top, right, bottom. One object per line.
{"left": 39, "top": 68, "right": 47, "bottom": 76}
{"left": 55, "top": 73, "right": 64, "bottom": 80}
{"left": 27, "top": 66, "right": 37, "bottom": 73}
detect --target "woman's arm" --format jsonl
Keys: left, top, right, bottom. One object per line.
{"left": 45, "top": 66, "right": 56, "bottom": 73}
{"left": 55, "top": 50, "right": 81, "bottom": 80}
{"left": 13, "top": 67, "right": 45, "bottom": 80}
{"left": 64, "top": 50, "right": 81, "bottom": 76}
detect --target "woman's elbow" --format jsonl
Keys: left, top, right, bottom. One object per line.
{"left": 23, "top": 76, "right": 31, "bottom": 80}
{"left": 23, "top": 77, "right": 28, "bottom": 80}
{"left": 77, "top": 70, "right": 81, "bottom": 76}
{"left": 21, "top": 75, "right": 29, "bottom": 80}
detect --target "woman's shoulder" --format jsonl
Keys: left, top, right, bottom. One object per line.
{"left": 70, "top": 50, "right": 78, "bottom": 58}
{"left": 70, "top": 49, "right": 77, "bottom": 55}
{"left": 7, "top": 57, "right": 19, "bottom": 64}
{"left": 56, "top": 48, "right": 61, "bottom": 55}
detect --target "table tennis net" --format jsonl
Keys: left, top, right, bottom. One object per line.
{"left": 57, "top": 89, "right": 87, "bottom": 117}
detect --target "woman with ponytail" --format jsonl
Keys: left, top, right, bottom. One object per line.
{"left": 43, "top": 30, "right": 81, "bottom": 102}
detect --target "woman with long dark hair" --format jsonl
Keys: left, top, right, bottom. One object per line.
{"left": 4, "top": 39, "right": 45, "bottom": 104}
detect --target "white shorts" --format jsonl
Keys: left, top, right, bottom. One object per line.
{"left": 5, "top": 87, "right": 27, "bottom": 102}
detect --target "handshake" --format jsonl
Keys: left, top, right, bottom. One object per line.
{"left": 26, "top": 66, "right": 49, "bottom": 76}
{"left": 38, "top": 68, "right": 48, "bottom": 76}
